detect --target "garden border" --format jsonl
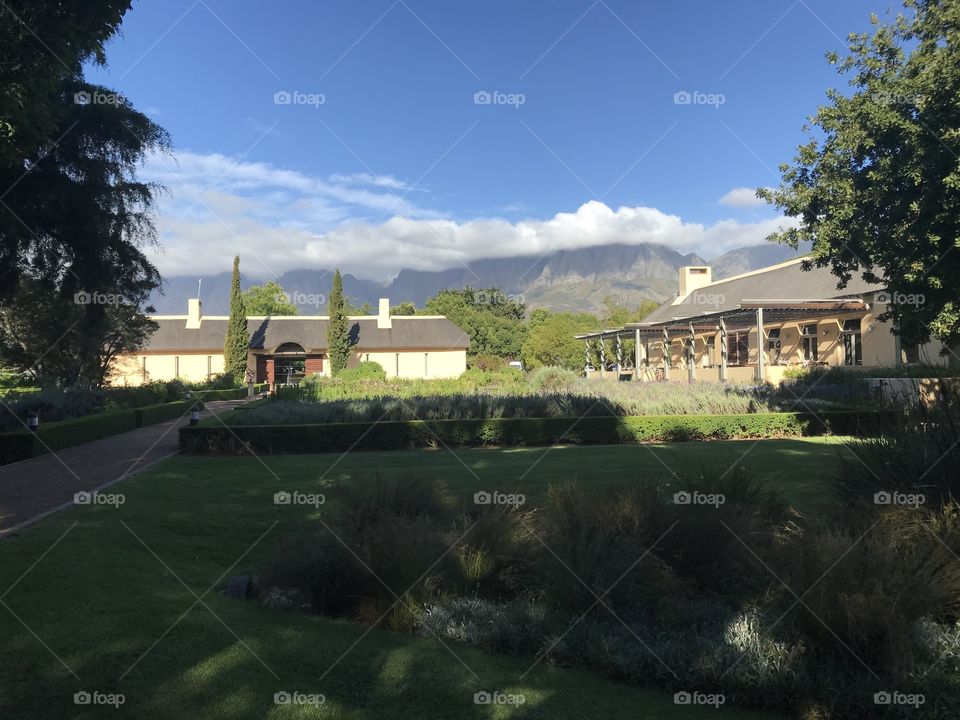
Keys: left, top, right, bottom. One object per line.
{"left": 179, "top": 410, "right": 897, "bottom": 455}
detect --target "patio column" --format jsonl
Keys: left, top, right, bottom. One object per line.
{"left": 688, "top": 322, "right": 696, "bottom": 384}
{"left": 584, "top": 340, "right": 591, "bottom": 377}
{"left": 719, "top": 318, "right": 727, "bottom": 382}
{"left": 756, "top": 307, "right": 766, "bottom": 382}
{"left": 599, "top": 338, "right": 605, "bottom": 378}
{"left": 634, "top": 328, "right": 643, "bottom": 381}
{"left": 616, "top": 334, "right": 623, "bottom": 373}
{"left": 662, "top": 327, "right": 670, "bottom": 382}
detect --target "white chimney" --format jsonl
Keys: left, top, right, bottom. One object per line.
{"left": 186, "top": 298, "right": 202, "bottom": 328}
{"left": 674, "top": 266, "right": 713, "bottom": 305}
{"left": 377, "top": 298, "right": 392, "bottom": 329}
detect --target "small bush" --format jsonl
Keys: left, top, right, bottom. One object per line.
{"left": 528, "top": 366, "right": 578, "bottom": 393}
{"left": 337, "top": 361, "right": 387, "bottom": 382}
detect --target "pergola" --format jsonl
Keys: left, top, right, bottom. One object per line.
{"left": 577, "top": 299, "right": 867, "bottom": 382}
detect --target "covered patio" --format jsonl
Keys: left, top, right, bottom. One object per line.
{"left": 577, "top": 299, "right": 868, "bottom": 384}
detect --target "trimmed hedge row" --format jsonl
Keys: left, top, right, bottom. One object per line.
{"left": 0, "top": 400, "right": 198, "bottom": 465}
{"left": 179, "top": 410, "right": 897, "bottom": 456}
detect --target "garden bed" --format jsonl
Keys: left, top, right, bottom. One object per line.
{"left": 179, "top": 409, "right": 897, "bottom": 455}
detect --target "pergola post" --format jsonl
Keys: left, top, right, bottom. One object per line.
{"left": 662, "top": 327, "right": 670, "bottom": 382}
{"left": 756, "top": 307, "right": 766, "bottom": 382}
{"left": 599, "top": 338, "right": 606, "bottom": 378}
{"left": 687, "top": 322, "right": 696, "bottom": 384}
{"left": 584, "top": 340, "right": 591, "bottom": 377}
{"left": 616, "top": 334, "right": 623, "bottom": 374}
{"left": 634, "top": 328, "right": 643, "bottom": 381}
{"left": 719, "top": 318, "right": 727, "bottom": 382}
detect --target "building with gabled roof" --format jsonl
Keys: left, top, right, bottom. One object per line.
{"left": 577, "top": 257, "right": 946, "bottom": 384}
{"left": 112, "top": 298, "right": 469, "bottom": 386}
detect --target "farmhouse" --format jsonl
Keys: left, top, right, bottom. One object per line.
{"left": 578, "top": 257, "right": 947, "bottom": 383}
{"left": 112, "top": 299, "right": 469, "bottom": 386}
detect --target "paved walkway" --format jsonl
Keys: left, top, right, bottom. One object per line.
{"left": 0, "top": 399, "right": 248, "bottom": 536}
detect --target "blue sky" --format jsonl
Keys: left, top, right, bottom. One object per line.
{"left": 86, "top": 0, "right": 883, "bottom": 280}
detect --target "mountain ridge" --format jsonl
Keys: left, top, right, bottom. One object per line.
{"left": 149, "top": 242, "right": 803, "bottom": 315}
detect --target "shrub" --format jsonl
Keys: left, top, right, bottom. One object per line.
{"left": 0, "top": 387, "right": 105, "bottom": 431}
{"left": 536, "top": 482, "right": 690, "bottom": 619}
{"left": 839, "top": 397, "right": 960, "bottom": 508}
{"left": 338, "top": 361, "right": 387, "bottom": 382}
{"left": 773, "top": 517, "right": 960, "bottom": 675}
{"left": 418, "top": 598, "right": 550, "bottom": 655}
{"left": 528, "top": 366, "right": 578, "bottom": 393}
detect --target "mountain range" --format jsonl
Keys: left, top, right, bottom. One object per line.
{"left": 148, "top": 242, "right": 804, "bottom": 316}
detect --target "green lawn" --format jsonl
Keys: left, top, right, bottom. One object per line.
{"left": 0, "top": 440, "right": 851, "bottom": 719}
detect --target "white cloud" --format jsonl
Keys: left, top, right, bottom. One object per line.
{"left": 718, "top": 187, "right": 769, "bottom": 208}
{"left": 142, "top": 151, "right": 796, "bottom": 280}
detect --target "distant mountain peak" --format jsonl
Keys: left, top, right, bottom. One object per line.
{"left": 150, "top": 242, "right": 803, "bottom": 315}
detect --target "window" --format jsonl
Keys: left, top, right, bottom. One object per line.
{"left": 842, "top": 319, "right": 863, "bottom": 366}
{"left": 142, "top": 356, "right": 148, "bottom": 381}
{"left": 424, "top": 352, "right": 429, "bottom": 376}
{"left": 727, "top": 331, "right": 749, "bottom": 366}
{"left": 207, "top": 355, "right": 212, "bottom": 379}
{"left": 174, "top": 356, "right": 180, "bottom": 379}
{"left": 802, "top": 324, "right": 819, "bottom": 363}
{"left": 767, "top": 328, "right": 782, "bottom": 365}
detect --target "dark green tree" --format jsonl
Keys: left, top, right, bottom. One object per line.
{"left": 327, "top": 270, "right": 350, "bottom": 375}
{"left": 424, "top": 287, "right": 527, "bottom": 357}
{"left": 223, "top": 256, "right": 249, "bottom": 380}
{"left": 0, "top": 279, "right": 156, "bottom": 387}
{"left": 0, "top": 0, "right": 140, "bottom": 296}
{"left": 761, "top": 0, "right": 960, "bottom": 358}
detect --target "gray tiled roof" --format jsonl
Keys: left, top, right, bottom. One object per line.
{"left": 143, "top": 316, "right": 470, "bottom": 352}
{"left": 640, "top": 259, "right": 881, "bottom": 325}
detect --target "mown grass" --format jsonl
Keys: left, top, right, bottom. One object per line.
{"left": 0, "top": 441, "right": 847, "bottom": 719}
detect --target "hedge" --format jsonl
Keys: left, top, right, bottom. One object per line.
{"left": 179, "top": 410, "right": 898, "bottom": 456}
{"left": 0, "top": 400, "right": 200, "bottom": 465}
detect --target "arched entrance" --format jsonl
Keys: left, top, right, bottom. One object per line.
{"left": 273, "top": 342, "right": 306, "bottom": 385}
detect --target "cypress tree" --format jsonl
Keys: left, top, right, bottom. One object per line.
{"left": 327, "top": 269, "right": 350, "bottom": 375}
{"left": 223, "top": 255, "right": 250, "bottom": 381}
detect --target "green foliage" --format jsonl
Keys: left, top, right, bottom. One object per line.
{"left": 179, "top": 411, "right": 888, "bottom": 456}
{"left": 424, "top": 287, "right": 527, "bottom": 357}
{"left": 391, "top": 301, "right": 417, "bottom": 316}
{"left": 326, "top": 269, "right": 351, "bottom": 375}
{"left": 762, "top": 0, "right": 960, "bottom": 356}
{"left": 521, "top": 310, "right": 599, "bottom": 370}
{"left": 223, "top": 256, "right": 250, "bottom": 381}
{"left": 242, "top": 281, "right": 297, "bottom": 316}
{"left": 335, "top": 361, "right": 387, "bottom": 383}
{"left": 527, "top": 366, "right": 578, "bottom": 393}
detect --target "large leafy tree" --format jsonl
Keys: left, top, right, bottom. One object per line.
{"left": 424, "top": 287, "right": 527, "bottom": 357}
{"left": 761, "top": 0, "right": 960, "bottom": 358}
{"left": 242, "top": 281, "right": 298, "bottom": 316}
{"left": 327, "top": 270, "right": 351, "bottom": 375}
{"left": 0, "top": 1, "right": 167, "bottom": 386}
{"left": 0, "top": 279, "right": 156, "bottom": 387}
{"left": 521, "top": 310, "right": 600, "bottom": 370}
{"left": 224, "top": 256, "right": 249, "bottom": 380}
{"left": 1, "top": 1, "right": 143, "bottom": 296}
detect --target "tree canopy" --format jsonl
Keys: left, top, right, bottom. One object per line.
{"left": 243, "top": 281, "right": 298, "bottom": 316}
{"left": 0, "top": 1, "right": 168, "bottom": 386}
{"left": 424, "top": 287, "right": 527, "bottom": 357}
{"left": 761, "top": 0, "right": 960, "bottom": 357}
